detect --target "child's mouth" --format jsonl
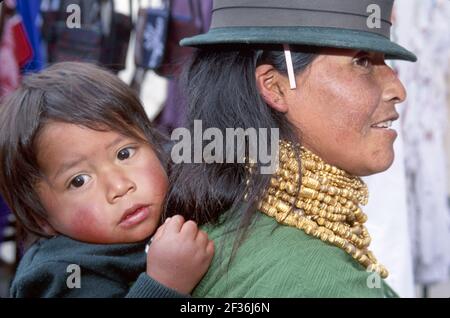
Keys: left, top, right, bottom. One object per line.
{"left": 119, "top": 204, "right": 150, "bottom": 228}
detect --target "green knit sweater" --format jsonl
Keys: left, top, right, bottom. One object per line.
{"left": 193, "top": 213, "right": 398, "bottom": 298}
{"left": 10, "top": 236, "right": 187, "bottom": 298}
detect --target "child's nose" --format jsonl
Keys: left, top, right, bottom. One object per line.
{"left": 104, "top": 168, "right": 136, "bottom": 203}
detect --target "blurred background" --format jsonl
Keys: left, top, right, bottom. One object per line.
{"left": 0, "top": 0, "right": 449, "bottom": 298}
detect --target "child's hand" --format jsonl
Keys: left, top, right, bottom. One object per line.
{"left": 146, "top": 215, "right": 214, "bottom": 295}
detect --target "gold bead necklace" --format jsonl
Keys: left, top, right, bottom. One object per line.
{"left": 257, "top": 140, "right": 389, "bottom": 278}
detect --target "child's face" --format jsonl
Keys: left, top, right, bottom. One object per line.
{"left": 35, "top": 122, "right": 168, "bottom": 243}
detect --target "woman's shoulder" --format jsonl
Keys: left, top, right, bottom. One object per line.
{"left": 197, "top": 213, "right": 395, "bottom": 298}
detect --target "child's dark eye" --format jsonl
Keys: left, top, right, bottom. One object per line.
{"left": 69, "top": 175, "right": 90, "bottom": 189}
{"left": 117, "top": 147, "right": 136, "bottom": 161}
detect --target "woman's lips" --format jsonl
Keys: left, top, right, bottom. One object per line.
{"left": 119, "top": 205, "right": 150, "bottom": 228}
{"left": 371, "top": 126, "right": 398, "bottom": 139}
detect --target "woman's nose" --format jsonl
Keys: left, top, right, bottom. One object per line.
{"left": 104, "top": 168, "right": 136, "bottom": 203}
{"left": 381, "top": 65, "right": 407, "bottom": 105}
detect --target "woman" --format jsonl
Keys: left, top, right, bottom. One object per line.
{"left": 167, "top": 0, "right": 417, "bottom": 297}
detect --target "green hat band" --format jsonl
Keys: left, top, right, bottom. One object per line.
{"left": 212, "top": 0, "right": 394, "bottom": 38}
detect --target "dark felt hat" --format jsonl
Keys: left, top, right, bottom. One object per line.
{"left": 181, "top": 0, "right": 417, "bottom": 62}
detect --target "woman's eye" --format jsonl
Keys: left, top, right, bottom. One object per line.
{"left": 69, "top": 175, "right": 90, "bottom": 189}
{"left": 117, "top": 147, "right": 136, "bottom": 161}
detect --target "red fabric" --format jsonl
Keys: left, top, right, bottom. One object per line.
{"left": 11, "top": 15, "right": 33, "bottom": 67}
{"left": 0, "top": 16, "right": 21, "bottom": 98}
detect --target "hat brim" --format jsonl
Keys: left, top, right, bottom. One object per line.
{"left": 181, "top": 27, "right": 417, "bottom": 62}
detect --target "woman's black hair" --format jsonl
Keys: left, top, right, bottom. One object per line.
{"left": 166, "top": 45, "right": 319, "bottom": 255}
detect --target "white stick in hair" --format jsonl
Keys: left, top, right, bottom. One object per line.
{"left": 283, "top": 44, "right": 297, "bottom": 90}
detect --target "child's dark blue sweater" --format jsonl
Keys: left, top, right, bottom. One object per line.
{"left": 10, "top": 235, "right": 187, "bottom": 298}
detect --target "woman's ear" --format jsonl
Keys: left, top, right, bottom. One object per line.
{"left": 255, "top": 64, "right": 290, "bottom": 113}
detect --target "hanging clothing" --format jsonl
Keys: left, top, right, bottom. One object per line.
{"left": 0, "top": 9, "right": 21, "bottom": 98}
{"left": 0, "top": 197, "right": 10, "bottom": 243}
{"left": 394, "top": 0, "right": 450, "bottom": 286}
{"left": 16, "top": 0, "right": 43, "bottom": 72}
{"left": 155, "top": 0, "right": 213, "bottom": 134}
{"left": 0, "top": 2, "right": 18, "bottom": 241}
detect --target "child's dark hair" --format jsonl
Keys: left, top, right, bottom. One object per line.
{"left": 0, "top": 62, "right": 167, "bottom": 240}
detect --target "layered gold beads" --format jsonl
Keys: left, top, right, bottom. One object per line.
{"left": 258, "top": 140, "right": 389, "bottom": 279}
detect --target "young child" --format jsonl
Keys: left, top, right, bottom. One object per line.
{"left": 0, "top": 62, "right": 214, "bottom": 298}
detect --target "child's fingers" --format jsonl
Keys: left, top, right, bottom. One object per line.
{"left": 146, "top": 219, "right": 169, "bottom": 253}
{"left": 206, "top": 240, "right": 215, "bottom": 257}
{"left": 195, "top": 230, "right": 209, "bottom": 247}
{"left": 180, "top": 220, "right": 198, "bottom": 240}
{"left": 165, "top": 215, "right": 185, "bottom": 233}
{"left": 152, "top": 221, "right": 167, "bottom": 241}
